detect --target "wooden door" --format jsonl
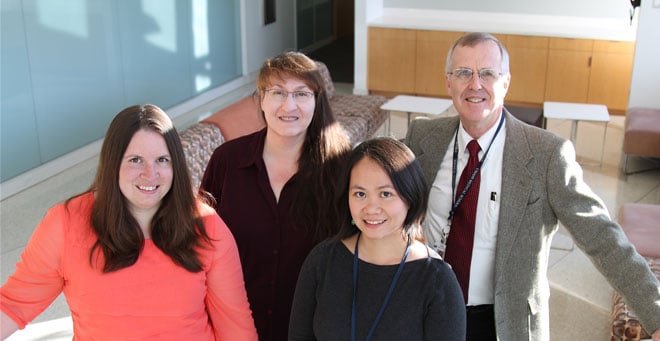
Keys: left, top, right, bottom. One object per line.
{"left": 588, "top": 40, "right": 634, "bottom": 112}
{"left": 414, "top": 30, "right": 464, "bottom": 97}
{"left": 506, "top": 34, "right": 549, "bottom": 105}
{"left": 544, "top": 38, "right": 593, "bottom": 103}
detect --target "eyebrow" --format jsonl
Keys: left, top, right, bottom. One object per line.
{"left": 350, "top": 184, "right": 395, "bottom": 191}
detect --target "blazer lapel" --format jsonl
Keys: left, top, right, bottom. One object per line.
{"left": 495, "top": 111, "right": 535, "bottom": 283}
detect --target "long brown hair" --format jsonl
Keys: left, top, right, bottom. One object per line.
{"left": 256, "top": 51, "right": 352, "bottom": 242}
{"left": 88, "top": 104, "right": 210, "bottom": 272}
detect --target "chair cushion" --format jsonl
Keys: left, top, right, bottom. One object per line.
{"left": 201, "top": 96, "right": 265, "bottom": 142}
{"left": 618, "top": 203, "right": 660, "bottom": 258}
{"left": 623, "top": 107, "right": 660, "bottom": 158}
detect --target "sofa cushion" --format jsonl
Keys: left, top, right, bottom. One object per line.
{"left": 331, "top": 94, "right": 388, "bottom": 139}
{"left": 315, "top": 61, "right": 335, "bottom": 99}
{"left": 336, "top": 114, "right": 370, "bottom": 145}
{"left": 201, "top": 96, "right": 265, "bottom": 141}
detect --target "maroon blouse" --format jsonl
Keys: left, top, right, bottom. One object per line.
{"left": 200, "top": 129, "right": 315, "bottom": 341}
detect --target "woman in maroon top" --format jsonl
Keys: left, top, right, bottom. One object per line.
{"left": 200, "top": 51, "right": 351, "bottom": 341}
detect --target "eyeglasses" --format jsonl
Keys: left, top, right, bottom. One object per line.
{"left": 263, "top": 88, "right": 315, "bottom": 103}
{"left": 447, "top": 68, "right": 502, "bottom": 84}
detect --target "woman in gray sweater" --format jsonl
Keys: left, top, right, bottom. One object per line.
{"left": 289, "top": 137, "right": 466, "bottom": 340}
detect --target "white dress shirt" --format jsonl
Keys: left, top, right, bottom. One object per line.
{"left": 426, "top": 113, "right": 506, "bottom": 306}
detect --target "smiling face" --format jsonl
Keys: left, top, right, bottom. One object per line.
{"left": 348, "top": 157, "right": 409, "bottom": 242}
{"left": 118, "top": 129, "right": 173, "bottom": 218}
{"left": 261, "top": 76, "right": 316, "bottom": 141}
{"left": 447, "top": 39, "right": 510, "bottom": 137}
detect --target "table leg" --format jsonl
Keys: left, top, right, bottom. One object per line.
{"left": 407, "top": 112, "right": 412, "bottom": 129}
{"left": 599, "top": 122, "right": 608, "bottom": 167}
{"left": 570, "top": 120, "right": 578, "bottom": 145}
{"left": 385, "top": 111, "right": 391, "bottom": 136}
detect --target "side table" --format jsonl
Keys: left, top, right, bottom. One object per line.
{"left": 543, "top": 101, "right": 610, "bottom": 167}
{"left": 380, "top": 95, "right": 453, "bottom": 137}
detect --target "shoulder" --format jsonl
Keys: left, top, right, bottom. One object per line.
{"left": 408, "top": 242, "right": 453, "bottom": 274}
{"left": 60, "top": 192, "right": 95, "bottom": 230}
{"left": 505, "top": 112, "right": 564, "bottom": 147}
{"left": 205, "top": 129, "right": 265, "bottom": 173}
{"left": 196, "top": 200, "right": 231, "bottom": 239}
{"left": 408, "top": 116, "right": 457, "bottom": 136}
{"left": 214, "top": 129, "right": 264, "bottom": 154}
{"left": 406, "top": 116, "right": 458, "bottom": 151}
{"left": 304, "top": 239, "right": 348, "bottom": 267}
{"left": 34, "top": 192, "right": 96, "bottom": 246}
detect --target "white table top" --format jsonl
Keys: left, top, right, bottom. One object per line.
{"left": 380, "top": 95, "right": 454, "bottom": 116}
{"left": 543, "top": 101, "right": 610, "bottom": 122}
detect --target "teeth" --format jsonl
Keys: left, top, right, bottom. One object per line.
{"left": 138, "top": 185, "right": 157, "bottom": 191}
{"left": 365, "top": 220, "right": 385, "bottom": 224}
{"left": 280, "top": 116, "right": 298, "bottom": 121}
{"left": 467, "top": 98, "right": 484, "bottom": 103}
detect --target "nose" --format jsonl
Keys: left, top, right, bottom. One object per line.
{"left": 363, "top": 197, "right": 381, "bottom": 214}
{"left": 467, "top": 73, "right": 483, "bottom": 90}
{"left": 282, "top": 93, "right": 298, "bottom": 109}
{"left": 142, "top": 162, "right": 158, "bottom": 179}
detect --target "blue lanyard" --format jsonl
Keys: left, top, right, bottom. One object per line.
{"left": 351, "top": 232, "right": 411, "bottom": 341}
{"left": 448, "top": 113, "right": 505, "bottom": 221}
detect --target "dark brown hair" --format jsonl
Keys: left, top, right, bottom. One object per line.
{"left": 87, "top": 104, "right": 210, "bottom": 272}
{"left": 335, "top": 137, "right": 428, "bottom": 241}
{"left": 257, "top": 51, "right": 352, "bottom": 242}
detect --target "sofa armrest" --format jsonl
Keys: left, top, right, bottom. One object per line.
{"left": 180, "top": 122, "right": 224, "bottom": 192}
{"left": 315, "top": 61, "right": 336, "bottom": 99}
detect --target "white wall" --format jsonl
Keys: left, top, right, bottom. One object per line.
{"left": 382, "top": 0, "right": 629, "bottom": 19}
{"left": 245, "top": 0, "right": 296, "bottom": 73}
{"left": 354, "top": 1, "right": 639, "bottom": 95}
{"left": 628, "top": 1, "right": 660, "bottom": 109}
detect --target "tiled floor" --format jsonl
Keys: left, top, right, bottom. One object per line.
{"left": 1, "top": 87, "right": 659, "bottom": 339}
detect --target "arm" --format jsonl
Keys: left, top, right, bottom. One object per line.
{"left": 424, "top": 261, "right": 466, "bottom": 341}
{"left": 547, "top": 140, "right": 660, "bottom": 333}
{"left": 288, "top": 246, "right": 321, "bottom": 341}
{"left": 203, "top": 212, "right": 258, "bottom": 341}
{"left": 1, "top": 203, "right": 67, "bottom": 332}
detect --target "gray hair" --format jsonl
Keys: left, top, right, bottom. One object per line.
{"left": 445, "top": 32, "right": 510, "bottom": 74}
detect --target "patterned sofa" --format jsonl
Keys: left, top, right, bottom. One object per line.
{"left": 179, "top": 61, "right": 388, "bottom": 191}
{"left": 610, "top": 203, "right": 660, "bottom": 340}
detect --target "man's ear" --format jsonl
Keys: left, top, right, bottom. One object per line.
{"left": 502, "top": 73, "right": 511, "bottom": 91}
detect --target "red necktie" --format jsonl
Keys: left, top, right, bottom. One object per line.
{"left": 444, "top": 139, "right": 481, "bottom": 303}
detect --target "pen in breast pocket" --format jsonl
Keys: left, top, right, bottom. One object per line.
{"left": 490, "top": 192, "right": 497, "bottom": 202}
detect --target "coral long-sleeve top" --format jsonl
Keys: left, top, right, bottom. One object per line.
{"left": 1, "top": 192, "right": 258, "bottom": 340}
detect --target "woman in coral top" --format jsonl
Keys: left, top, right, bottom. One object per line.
{"left": 1, "top": 104, "right": 257, "bottom": 340}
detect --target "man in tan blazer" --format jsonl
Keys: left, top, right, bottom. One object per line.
{"left": 404, "top": 32, "right": 660, "bottom": 341}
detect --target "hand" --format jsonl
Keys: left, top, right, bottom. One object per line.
{"left": 652, "top": 328, "right": 660, "bottom": 341}
{"left": 1, "top": 312, "right": 19, "bottom": 340}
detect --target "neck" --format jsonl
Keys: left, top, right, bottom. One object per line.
{"left": 462, "top": 109, "right": 503, "bottom": 139}
{"left": 356, "top": 233, "right": 409, "bottom": 265}
{"left": 264, "top": 130, "right": 305, "bottom": 158}
{"left": 131, "top": 208, "right": 156, "bottom": 239}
